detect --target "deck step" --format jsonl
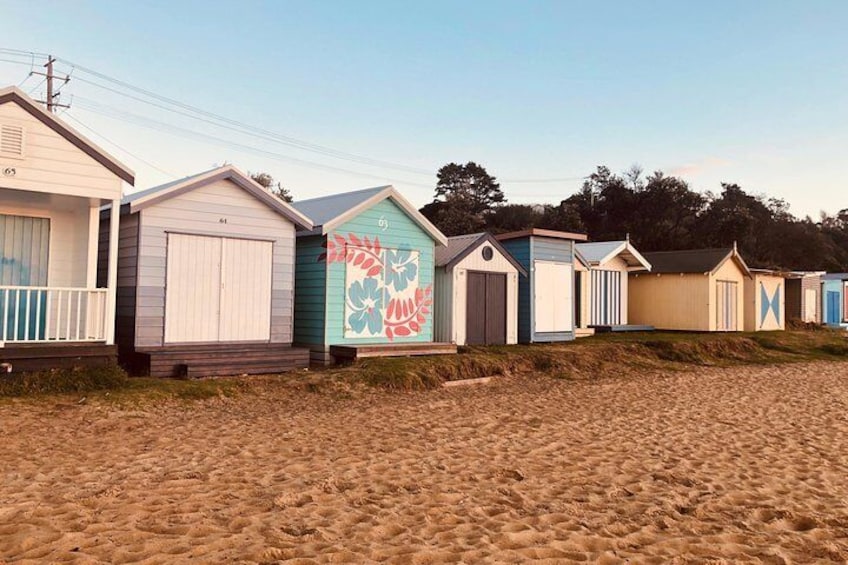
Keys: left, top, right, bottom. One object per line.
{"left": 139, "top": 345, "right": 310, "bottom": 378}
{"left": 330, "top": 342, "right": 457, "bottom": 361}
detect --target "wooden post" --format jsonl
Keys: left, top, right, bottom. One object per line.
{"left": 104, "top": 199, "right": 120, "bottom": 345}
{"left": 86, "top": 201, "right": 100, "bottom": 338}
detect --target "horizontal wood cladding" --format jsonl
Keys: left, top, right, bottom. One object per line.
{"left": 0, "top": 102, "right": 124, "bottom": 200}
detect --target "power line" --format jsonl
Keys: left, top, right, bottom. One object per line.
{"left": 71, "top": 99, "right": 436, "bottom": 189}
{"left": 63, "top": 112, "right": 177, "bottom": 178}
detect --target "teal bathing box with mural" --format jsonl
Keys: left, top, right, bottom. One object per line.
{"left": 292, "top": 186, "right": 448, "bottom": 364}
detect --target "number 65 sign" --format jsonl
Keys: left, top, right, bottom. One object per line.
{"left": 2, "top": 167, "right": 15, "bottom": 177}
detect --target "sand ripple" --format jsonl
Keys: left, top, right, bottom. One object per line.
{"left": 1, "top": 361, "right": 848, "bottom": 563}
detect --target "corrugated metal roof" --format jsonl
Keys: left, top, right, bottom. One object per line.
{"left": 642, "top": 248, "right": 734, "bottom": 274}
{"left": 435, "top": 233, "right": 485, "bottom": 266}
{"left": 575, "top": 241, "right": 624, "bottom": 263}
{"left": 291, "top": 186, "right": 389, "bottom": 228}
{"left": 122, "top": 168, "right": 216, "bottom": 205}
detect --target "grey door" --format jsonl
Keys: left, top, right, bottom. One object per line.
{"left": 466, "top": 272, "right": 507, "bottom": 345}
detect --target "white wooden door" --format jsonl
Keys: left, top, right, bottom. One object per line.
{"left": 165, "top": 233, "right": 222, "bottom": 343}
{"left": 804, "top": 288, "right": 817, "bottom": 322}
{"left": 165, "top": 234, "right": 273, "bottom": 343}
{"left": 218, "top": 238, "right": 273, "bottom": 341}
{"left": 534, "top": 261, "right": 573, "bottom": 333}
{"left": 716, "top": 280, "right": 738, "bottom": 331}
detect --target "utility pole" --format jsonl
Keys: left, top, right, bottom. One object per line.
{"left": 33, "top": 55, "right": 70, "bottom": 113}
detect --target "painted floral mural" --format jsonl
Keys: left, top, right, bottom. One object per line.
{"left": 320, "top": 233, "right": 432, "bottom": 341}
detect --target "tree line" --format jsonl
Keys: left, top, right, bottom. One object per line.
{"left": 420, "top": 162, "right": 848, "bottom": 272}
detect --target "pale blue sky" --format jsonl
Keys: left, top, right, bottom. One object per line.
{"left": 0, "top": 1, "right": 846, "bottom": 217}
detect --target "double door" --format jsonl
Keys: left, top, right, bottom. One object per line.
{"left": 465, "top": 272, "right": 507, "bottom": 345}
{"left": 165, "top": 234, "right": 273, "bottom": 343}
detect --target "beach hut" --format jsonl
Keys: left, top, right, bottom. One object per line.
{"left": 785, "top": 272, "right": 824, "bottom": 324}
{"left": 629, "top": 246, "right": 752, "bottom": 332}
{"left": 575, "top": 239, "right": 653, "bottom": 330}
{"left": 106, "top": 166, "right": 314, "bottom": 377}
{"left": 495, "top": 229, "right": 588, "bottom": 343}
{"left": 433, "top": 233, "right": 526, "bottom": 346}
{"left": 291, "top": 186, "right": 452, "bottom": 364}
{"left": 743, "top": 269, "right": 786, "bottom": 331}
{"left": 0, "top": 86, "right": 133, "bottom": 372}
{"left": 821, "top": 274, "right": 848, "bottom": 329}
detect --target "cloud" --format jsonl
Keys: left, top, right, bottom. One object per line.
{"left": 667, "top": 157, "right": 731, "bottom": 177}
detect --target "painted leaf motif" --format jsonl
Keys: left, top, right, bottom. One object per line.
{"left": 347, "top": 252, "right": 355, "bottom": 263}
{"left": 367, "top": 266, "right": 381, "bottom": 277}
{"left": 386, "top": 300, "right": 395, "bottom": 320}
{"left": 386, "top": 327, "right": 394, "bottom": 341}
{"left": 416, "top": 314, "right": 425, "bottom": 324}
{"left": 354, "top": 253, "right": 365, "bottom": 266}
{"left": 394, "top": 326, "right": 411, "bottom": 337}
{"left": 421, "top": 307, "right": 430, "bottom": 314}
{"left": 333, "top": 234, "right": 346, "bottom": 246}
{"left": 409, "top": 321, "right": 420, "bottom": 332}
{"left": 348, "top": 233, "right": 362, "bottom": 246}
{"left": 362, "top": 258, "right": 374, "bottom": 269}
{"left": 373, "top": 236, "right": 382, "bottom": 255}
{"left": 363, "top": 235, "right": 372, "bottom": 249}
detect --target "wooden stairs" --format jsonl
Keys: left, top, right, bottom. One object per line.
{"left": 135, "top": 343, "right": 310, "bottom": 378}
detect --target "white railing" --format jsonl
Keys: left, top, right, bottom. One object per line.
{"left": 0, "top": 286, "right": 108, "bottom": 344}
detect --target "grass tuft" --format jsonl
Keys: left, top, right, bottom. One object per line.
{"left": 0, "top": 363, "right": 129, "bottom": 397}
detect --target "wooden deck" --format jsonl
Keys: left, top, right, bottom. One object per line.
{"left": 590, "top": 324, "right": 655, "bottom": 333}
{"left": 134, "top": 343, "right": 310, "bottom": 378}
{"left": 0, "top": 343, "right": 117, "bottom": 373}
{"left": 329, "top": 342, "right": 457, "bottom": 362}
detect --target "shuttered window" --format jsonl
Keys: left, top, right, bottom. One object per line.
{"left": 0, "top": 124, "right": 24, "bottom": 158}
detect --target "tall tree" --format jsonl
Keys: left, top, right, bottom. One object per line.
{"left": 422, "top": 161, "right": 505, "bottom": 236}
{"left": 434, "top": 162, "right": 505, "bottom": 215}
{"left": 251, "top": 171, "right": 293, "bottom": 203}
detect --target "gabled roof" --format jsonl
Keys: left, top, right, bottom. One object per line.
{"left": 576, "top": 240, "right": 652, "bottom": 271}
{"left": 123, "top": 165, "right": 313, "bottom": 229}
{"left": 823, "top": 273, "right": 848, "bottom": 281}
{"left": 0, "top": 86, "right": 135, "bottom": 185}
{"left": 641, "top": 247, "right": 752, "bottom": 277}
{"left": 573, "top": 248, "right": 591, "bottom": 270}
{"left": 495, "top": 228, "right": 588, "bottom": 242}
{"left": 435, "top": 232, "right": 527, "bottom": 276}
{"left": 292, "top": 185, "right": 448, "bottom": 246}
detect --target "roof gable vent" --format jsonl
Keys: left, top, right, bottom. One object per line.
{"left": 0, "top": 124, "right": 25, "bottom": 158}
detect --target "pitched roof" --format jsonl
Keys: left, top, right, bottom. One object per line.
{"left": 823, "top": 273, "right": 848, "bottom": 281}
{"left": 435, "top": 232, "right": 527, "bottom": 276}
{"left": 123, "top": 165, "right": 313, "bottom": 229}
{"left": 576, "top": 240, "right": 652, "bottom": 271}
{"left": 495, "top": 228, "right": 588, "bottom": 242}
{"left": 0, "top": 86, "right": 135, "bottom": 185}
{"left": 641, "top": 247, "right": 751, "bottom": 277}
{"left": 291, "top": 186, "right": 448, "bottom": 246}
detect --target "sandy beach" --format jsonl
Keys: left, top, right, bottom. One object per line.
{"left": 2, "top": 361, "right": 848, "bottom": 564}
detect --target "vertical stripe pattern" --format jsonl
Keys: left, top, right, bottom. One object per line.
{"left": 590, "top": 270, "right": 622, "bottom": 326}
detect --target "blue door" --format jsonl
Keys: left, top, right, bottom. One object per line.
{"left": 826, "top": 291, "right": 841, "bottom": 325}
{"left": 0, "top": 214, "right": 50, "bottom": 340}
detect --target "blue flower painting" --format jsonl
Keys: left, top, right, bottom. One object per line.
{"left": 347, "top": 277, "right": 384, "bottom": 335}
{"left": 384, "top": 248, "right": 419, "bottom": 292}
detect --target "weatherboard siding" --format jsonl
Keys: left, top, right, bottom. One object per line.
{"left": 293, "top": 234, "right": 327, "bottom": 347}
{"left": 0, "top": 102, "right": 123, "bottom": 201}
{"left": 325, "top": 198, "right": 435, "bottom": 346}
{"left": 433, "top": 267, "right": 453, "bottom": 343}
{"left": 499, "top": 238, "right": 532, "bottom": 343}
{"left": 124, "top": 178, "right": 296, "bottom": 348}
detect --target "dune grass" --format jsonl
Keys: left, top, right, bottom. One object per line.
{"left": 0, "top": 329, "right": 845, "bottom": 399}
